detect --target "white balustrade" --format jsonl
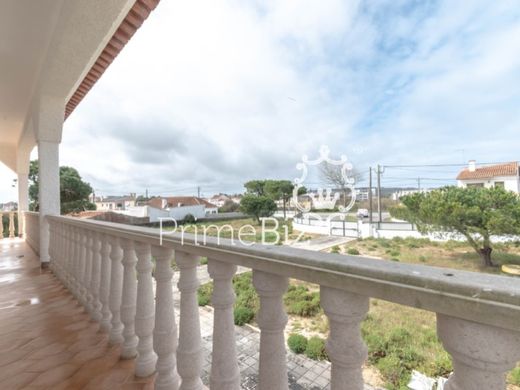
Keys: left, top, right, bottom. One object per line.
{"left": 134, "top": 242, "right": 157, "bottom": 377}
{"left": 176, "top": 251, "right": 204, "bottom": 390}
{"left": 8, "top": 211, "right": 15, "bottom": 238}
{"left": 109, "top": 236, "right": 124, "bottom": 344}
{"left": 253, "top": 270, "right": 289, "bottom": 390}
{"left": 321, "top": 287, "right": 369, "bottom": 390}
{"left": 90, "top": 232, "right": 103, "bottom": 322}
{"left": 207, "top": 259, "right": 240, "bottom": 390}
{"left": 152, "top": 245, "right": 180, "bottom": 390}
{"left": 120, "top": 238, "right": 138, "bottom": 359}
{"left": 99, "top": 236, "right": 112, "bottom": 332}
{"left": 39, "top": 215, "right": 520, "bottom": 390}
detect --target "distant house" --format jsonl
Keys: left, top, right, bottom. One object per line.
{"left": 148, "top": 196, "right": 218, "bottom": 216}
{"left": 94, "top": 194, "right": 137, "bottom": 211}
{"left": 1, "top": 201, "right": 18, "bottom": 211}
{"left": 207, "top": 194, "right": 231, "bottom": 208}
{"left": 457, "top": 160, "right": 520, "bottom": 193}
{"left": 391, "top": 189, "right": 431, "bottom": 201}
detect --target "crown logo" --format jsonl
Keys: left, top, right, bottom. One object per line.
{"left": 308, "top": 188, "right": 340, "bottom": 209}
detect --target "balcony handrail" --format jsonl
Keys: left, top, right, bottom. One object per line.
{"left": 46, "top": 214, "right": 520, "bottom": 332}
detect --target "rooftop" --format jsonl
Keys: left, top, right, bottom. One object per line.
{"left": 456, "top": 161, "right": 519, "bottom": 180}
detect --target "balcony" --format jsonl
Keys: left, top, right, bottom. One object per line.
{"left": 1, "top": 211, "right": 519, "bottom": 389}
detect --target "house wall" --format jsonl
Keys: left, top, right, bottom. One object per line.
{"left": 457, "top": 176, "right": 519, "bottom": 193}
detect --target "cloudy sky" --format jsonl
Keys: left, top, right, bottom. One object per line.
{"left": 2, "top": 0, "right": 520, "bottom": 202}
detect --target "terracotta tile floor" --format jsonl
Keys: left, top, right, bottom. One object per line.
{"left": 0, "top": 238, "right": 155, "bottom": 389}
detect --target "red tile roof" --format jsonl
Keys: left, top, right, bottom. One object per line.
{"left": 456, "top": 162, "right": 519, "bottom": 180}
{"left": 65, "top": 0, "right": 161, "bottom": 119}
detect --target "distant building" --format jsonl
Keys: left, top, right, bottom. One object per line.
{"left": 94, "top": 194, "right": 137, "bottom": 211}
{"left": 0, "top": 201, "right": 18, "bottom": 212}
{"left": 391, "top": 189, "right": 432, "bottom": 201}
{"left": 457, "top": 160, "right": 519, "bottom": 193}
{"left": 355, "top": 188, "right": 376, "bottom": 202}
{"left": 148, "top": 196, "right": 218, "bottom": 216}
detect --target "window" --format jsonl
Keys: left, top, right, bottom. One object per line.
{"left": 467, "top": 183, "right": 484, "bottom": 188}
{"left": 494, "top": 181, "right": 505, "bottom": 188}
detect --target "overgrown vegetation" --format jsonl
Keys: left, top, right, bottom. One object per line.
{"left": 287, "top": 334, "right": 308, "bottom": 354}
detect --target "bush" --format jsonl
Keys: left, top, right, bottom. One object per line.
{"left": 509, "top": 367, "right": 520, "bottom": 386}
{"left": 287, "top": 334, "right": 308, "bottom": 354}
{"left": 330, "top": 245, "right": 340, "bottom": 253}
{"left": 184, "top": 213, "right": 196, "bottom": 224}
{"left": 199, "top": 256, "right": 208, "bottom": 265}
{"left": 234, "top": 306, "right": 255, "bottom": 326}
{"left": 305, "top": 336, "right": 327, "bottom": 360}
{"left": 347, "top": 248, "right": 360, "bottom": 255}
{"left": 197, "top": 283, "right": 212, "bottom": 306}
{"left": 284, "top": 285, "right": 321, "bottom": 317}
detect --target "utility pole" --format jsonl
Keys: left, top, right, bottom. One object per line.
{"left": 417, "top": 178, "right": 421, "bottom": 191}
{"left": 197, "top": 186, "right": 201, "bottom": 198}
{"left": 377, "top": 165, "right": 382, "bottom": 223}
{"left": 368, "top": 167, "right": 373, "bottom": 224}
{"left": 145, "top": 188, "right": 148, "bottom": 199}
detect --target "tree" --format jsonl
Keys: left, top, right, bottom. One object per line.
{"left": 318, "top": 162, "right": 361, "bottom": 208}
{"left": 219, "top": 199, "right": 240, "bottom": 213}
{"left": 244, "top": 180, "right": 267, "bottom": 196}
{"left": 29, "top": 160, "right": 96, "bottom": 214}
{"left": 264, "top": 180, "right": 294, "bottom": 219}
{"left": 400, "top": 186, "right": 520, "bottom": 267}
{"left": 240, "top": 194, "right": 277, "bottom": 223}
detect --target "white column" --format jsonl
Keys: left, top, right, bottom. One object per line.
{"left": 152, "top": 245, "right": 180, "bottom": 390}
{"left": 109, "top": 236, "right": 124, "bottom": 344}
{"left": 79, "top": 230, "right": 89, "bottom": 307}
{"left": 134, "top": 242, "right": 157, "bottom": 377}
{"left": 17, "top": 172, "right": 29, "bottom": 238}
{"left": 321, "top": 287, "right": 369, "bottom": 390}
{"left": 8, "top": 211, "right": 15, "bottom": 239}
{"left": 253, "top": 270, "right": 289, "bottom": 390}
{"left": 207, "top": 259, "right": 240, "bottom": 390}
{"left": 437, "top": 314, "right": 520, "bottom": 390}
{"left": 99, "top": 236, "right": 112, "bottom": 332}
{"left": 90, "top": 232, "right": 103, "bottom": 322}
{"left": 120, "top": 238, "right": 138, "bottom": 359}
{"left": 84, "top": 231, "right": 94, "bottom": 315}
{"left": 38, "top": 140, "right": 60, "bottom": 267}
{"left": 176, "top": 251, "right": 203, "bottom": 390}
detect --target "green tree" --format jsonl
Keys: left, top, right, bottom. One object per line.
{"left": 29, "top": 160, "right": 96, "bottom": 214}
{"left": 244, "top": 180, "right": 267, "bottom": 196}
{"left": 219, "top": 199, "right": 240, "bottom": 213}
{"left": 264, "top": 180, "right": 294, "bottom": 219}
{"left": 401, "top": 186, "right": 520, "bottom": 267}
{"left": 240, "top": 194, "right": 277, "bottom": 223}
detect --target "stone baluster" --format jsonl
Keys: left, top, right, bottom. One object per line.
{"left": 253, "top": 270, "right": 289, "bottom": 390}
{"left": 134, "top": 242, "right": 157, "bottom": 377}
{"left": 90, "top": 232, "right": 103, "bottom": 322}
{"left": 108, "top": 236, "right": 124, "bottom": 344}
{"left": 437, "top": 314, "right": 520, "bottom": 390}
{"left": 60, "top": 223, "right": 68, "bottom": 286}
{"left": 66, "top": 225, "right": 74, "bottom": 291}
{"left": 0, "top": 212, "right": 3, "bottom": 237}
{"left": 207, "top": 259, "right": 240, "bottom": 390}
{"left": 84, "top": 231, "right": 95, "bottom": 314}
{"left": 176, "top": 251, "right": 204, "bottom": 390}
{"left": 320, "top": 287, "right": 369, "bottom": 390}
{"left": 78, "top": 229, "right": 89, "bottom": 307}
{"left": 71, "top": 227, "right": 81, "bottom": 300}
{"left": 120, "top": 238, "right": 138, "bottom": 358}
{"left": 8, "top": 211, "right": 15, "bottom": 239}
{"left": 99, "top": 236, "right": 112, "bottom": 332}
{"left": 48, "top": 220, "right": 56, "bottom": 274}
{"left": 152, "top": 245, "right": 180, "bottom": 390}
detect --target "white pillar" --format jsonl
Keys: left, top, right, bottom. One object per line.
{"left": 253, "top": 270, "right": 289, "bottom": 390}
{"left": 120, "top": 238, "right": 138, "bottom": 359}
{"left": 38, "top": 140, "right": 60, "bottom": 267}
{"left": 437, "top": 314, "right": 520, "bottom": 390}
{"left": 108, "top": 236, "right": 124, "bottom": 344}
{"left": 134, "top": 242, "right": 157, "bottom": 377}
{"left": 17, "top": 172, "right": 29, "bottom": 238}
{"left": 176, "top": 251, "right": 204, "bottom": 390}
{"left": 99, "top": 236, "right": 112, "bottom": 332}
{"left": 90, "top": 232, "right": 103, "bottom": 322}
{"left": 321, "top": 287, "right": 369, "bottom": 390}
{"left": 207, "top": 259, "right": 240, "bottom": 390}
{"left": 152, "top": 245, "right": 180, "bottom": 390}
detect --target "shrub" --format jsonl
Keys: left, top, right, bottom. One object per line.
{"left": 389, "top": 250, "right": 400, "bottom": 257}
{"left": 419, "top": 255, "right": 427, "bottom": 262}
{"left": 509, "top": 367, "right": 520, "bottom": 386}
{"left": 347, "top": 248, "right": 360, "bottom": 255}
{"left": 330, "top": 245, "right": 340, "bottom": 253}
{"left": 184, "top": 213, "right": 196, "bottom": 224}
{"left": 305, "top": 336, "right": 328, "bottom": 360}
{"left": 199, "top": 256, "right": 208, "bottom": 265}
{"left": 287, "top": 334, "right": 308, "bottom": 354}
{"left": 197, "top": 284, "right": 212, "bottom": 306}
{"left": 284, "top": 285, "right": 321, "bottom": 317}
{"left": 234, "top": 306, "right": 255, "bottom": 326}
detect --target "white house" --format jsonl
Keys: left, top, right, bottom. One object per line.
{"left": 94, "top": 195, "right": 136, "bottom": 211}
{"left": 456, "top": 160, "right": 520, "bottom": 193}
